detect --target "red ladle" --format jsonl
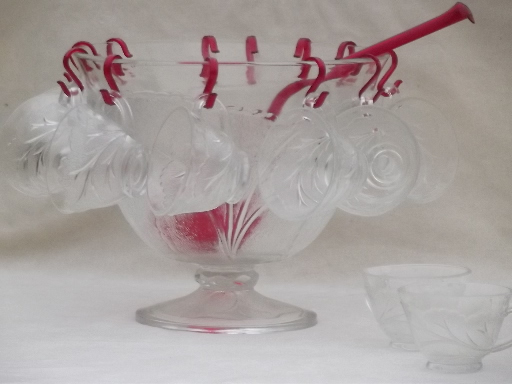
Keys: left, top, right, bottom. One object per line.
{"left": 267, "top": 2, "right": 474, "bottom": 118}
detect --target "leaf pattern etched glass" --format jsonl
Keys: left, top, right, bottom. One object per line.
{"left": 363, "top": 264, "right": 471, "bottom": 350}
{"left": 400, "top": 282, "right": 512, "bottom": 373}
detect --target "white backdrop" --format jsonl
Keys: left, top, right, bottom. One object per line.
{"left": 0, "top": 1, "right": 511, "bottom": 383}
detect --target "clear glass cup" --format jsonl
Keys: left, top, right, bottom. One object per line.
{"left": 363, "top": 264, "right": 471, "bottom": 349}
{"left": 147, "top": 94, "right": 249, "bottom": 217}
{"left": 399, "top": 282, "right": 512, "bottom": 373}
{"left": 258, "top": 104, "right": 362, "bottom": 221}
{"left": 0, "top": 88, "right": 83, "bottom": 197}
{"left": 0, "top": 69, "right": 148, "bottom": 214}
{"left": 46, "top": 98, "right": 147, "bottom": 213}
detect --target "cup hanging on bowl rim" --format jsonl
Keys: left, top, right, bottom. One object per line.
{"left": 147, "top": 57, "right": 250, "bottom": 217}
{"left": 364, "top": 48, "right": 458, "bottom": 204}
{"left": 0, "top": 46, "right": 96, "bottom": 198}
{"left": 258, "top": 56, "right": 363, "bottom": 221}
{"left": 45, "top": 53, "right": 148, "bottom": 213}
{"left": 321, "top": 41, "right": 375, "bottom": 117}
{"left": 333, "top": 53, "right": 421, "bottom": 216}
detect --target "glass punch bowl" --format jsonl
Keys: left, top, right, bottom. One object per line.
{"left": 1, "top": 41, "right": 415, "bottom": 334}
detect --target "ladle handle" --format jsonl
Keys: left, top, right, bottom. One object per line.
{"left": 348, "top": 2, "right": 474, "bottom": 59}
{"left": 267, "top": 3, "right": 474, "bottom": 119}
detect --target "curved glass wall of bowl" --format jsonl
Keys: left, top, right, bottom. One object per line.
{"left": 363, "top": 264, "right": 471, "bottom": 350}
{"left": 70, "top": 45, "right": 376, "bottom": 334}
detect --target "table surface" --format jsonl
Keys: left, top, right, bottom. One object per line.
{"left": 2, "top": 267, "right": 512, "bottom": 384}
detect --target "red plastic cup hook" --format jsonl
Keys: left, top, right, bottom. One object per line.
{"left": 57, "top": 47, "right": 89, "bottom": 96}
{"left": 294, "top": 38, "right": 312, "bottom": 80}
{"left": 334, "top": 41, "right": 361, "bottom": 84}
{"left": 357, "top": 55, "right": 382, "bottom": 100}
{"left": 335, "top": 41, "right": 357, "bottom": 60}
{"left": 106, "top": 38, "right": 133, "bottom": 77}
{"left": 200, "top": 35, "right": 219, "bottom": 79}
{"left": 57, "top": 70, "right": 76, "bottom": 98}
{"left": 372, "top": 79, "right": 403, "bottom": 103}
{"left": 72, "top": 41, "right": 101, "bottom": 71}
{"left": 106, "top": 38, "right": 133, "bottom": 58}
{"left": 245, "top": 36, "right": 258, "bottom": 85}
{"left": 201, "top": 57, "right": 218, "bottom": 109}
{"left": 303, "top": 57, "right": 329, "bottom": 108}
{"left": 373, "top": 51, "right": 402, "bottom": 102}
{"left": 202, "top": 35, "right": 219, "bottom": 60}
{"left": 265, "top": 56, "right": 328, "bottom": 120}
{"left": 377, "top": 51, "right": 398, "bottom": 91}
{"left": 57, "top": 79, "right": 76, "bottom": 98}
{"left": 100, "top": 54, "right": 123, "bottom": 105}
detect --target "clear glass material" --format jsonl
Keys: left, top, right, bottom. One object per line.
{"left": 389, "top": 97, "right": 458, "bottom": 203}
{"left": 136, "top": 268, "right": 316, "bottom": 333}
{"left": 47, "top": 101, "right": 147, "bottom": 213}
{"left": 0, "top": 82, "right": 147, "bottom": 214}
{"left": 0, "top": 88, "right": 82, "bottom": 197}
{"left": 82, "top": 42, "right": 378, "bottom": 333}
{"left": 334, "top": 105, "right": 420, "bottom": 216}
{"left": 1, "top": 40, "right": 458, "bottom": 334}
{"left": 399, "top": 282, "right": 512, "bottom": 373}
{"left": 258, "top": 105, "right": 362, "bottom": 221}
{"left": 363, "top": 264, "right": 471, "bottom": 349}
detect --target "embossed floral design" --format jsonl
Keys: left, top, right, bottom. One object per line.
{"left": 17, "top": 116, "right": 59, "bottom": 195}
{"left": 47, "top": 105, "right": 147, "bottom": 210}
{"left": 402, "top": 296, "right": 507, "bottom": 361}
